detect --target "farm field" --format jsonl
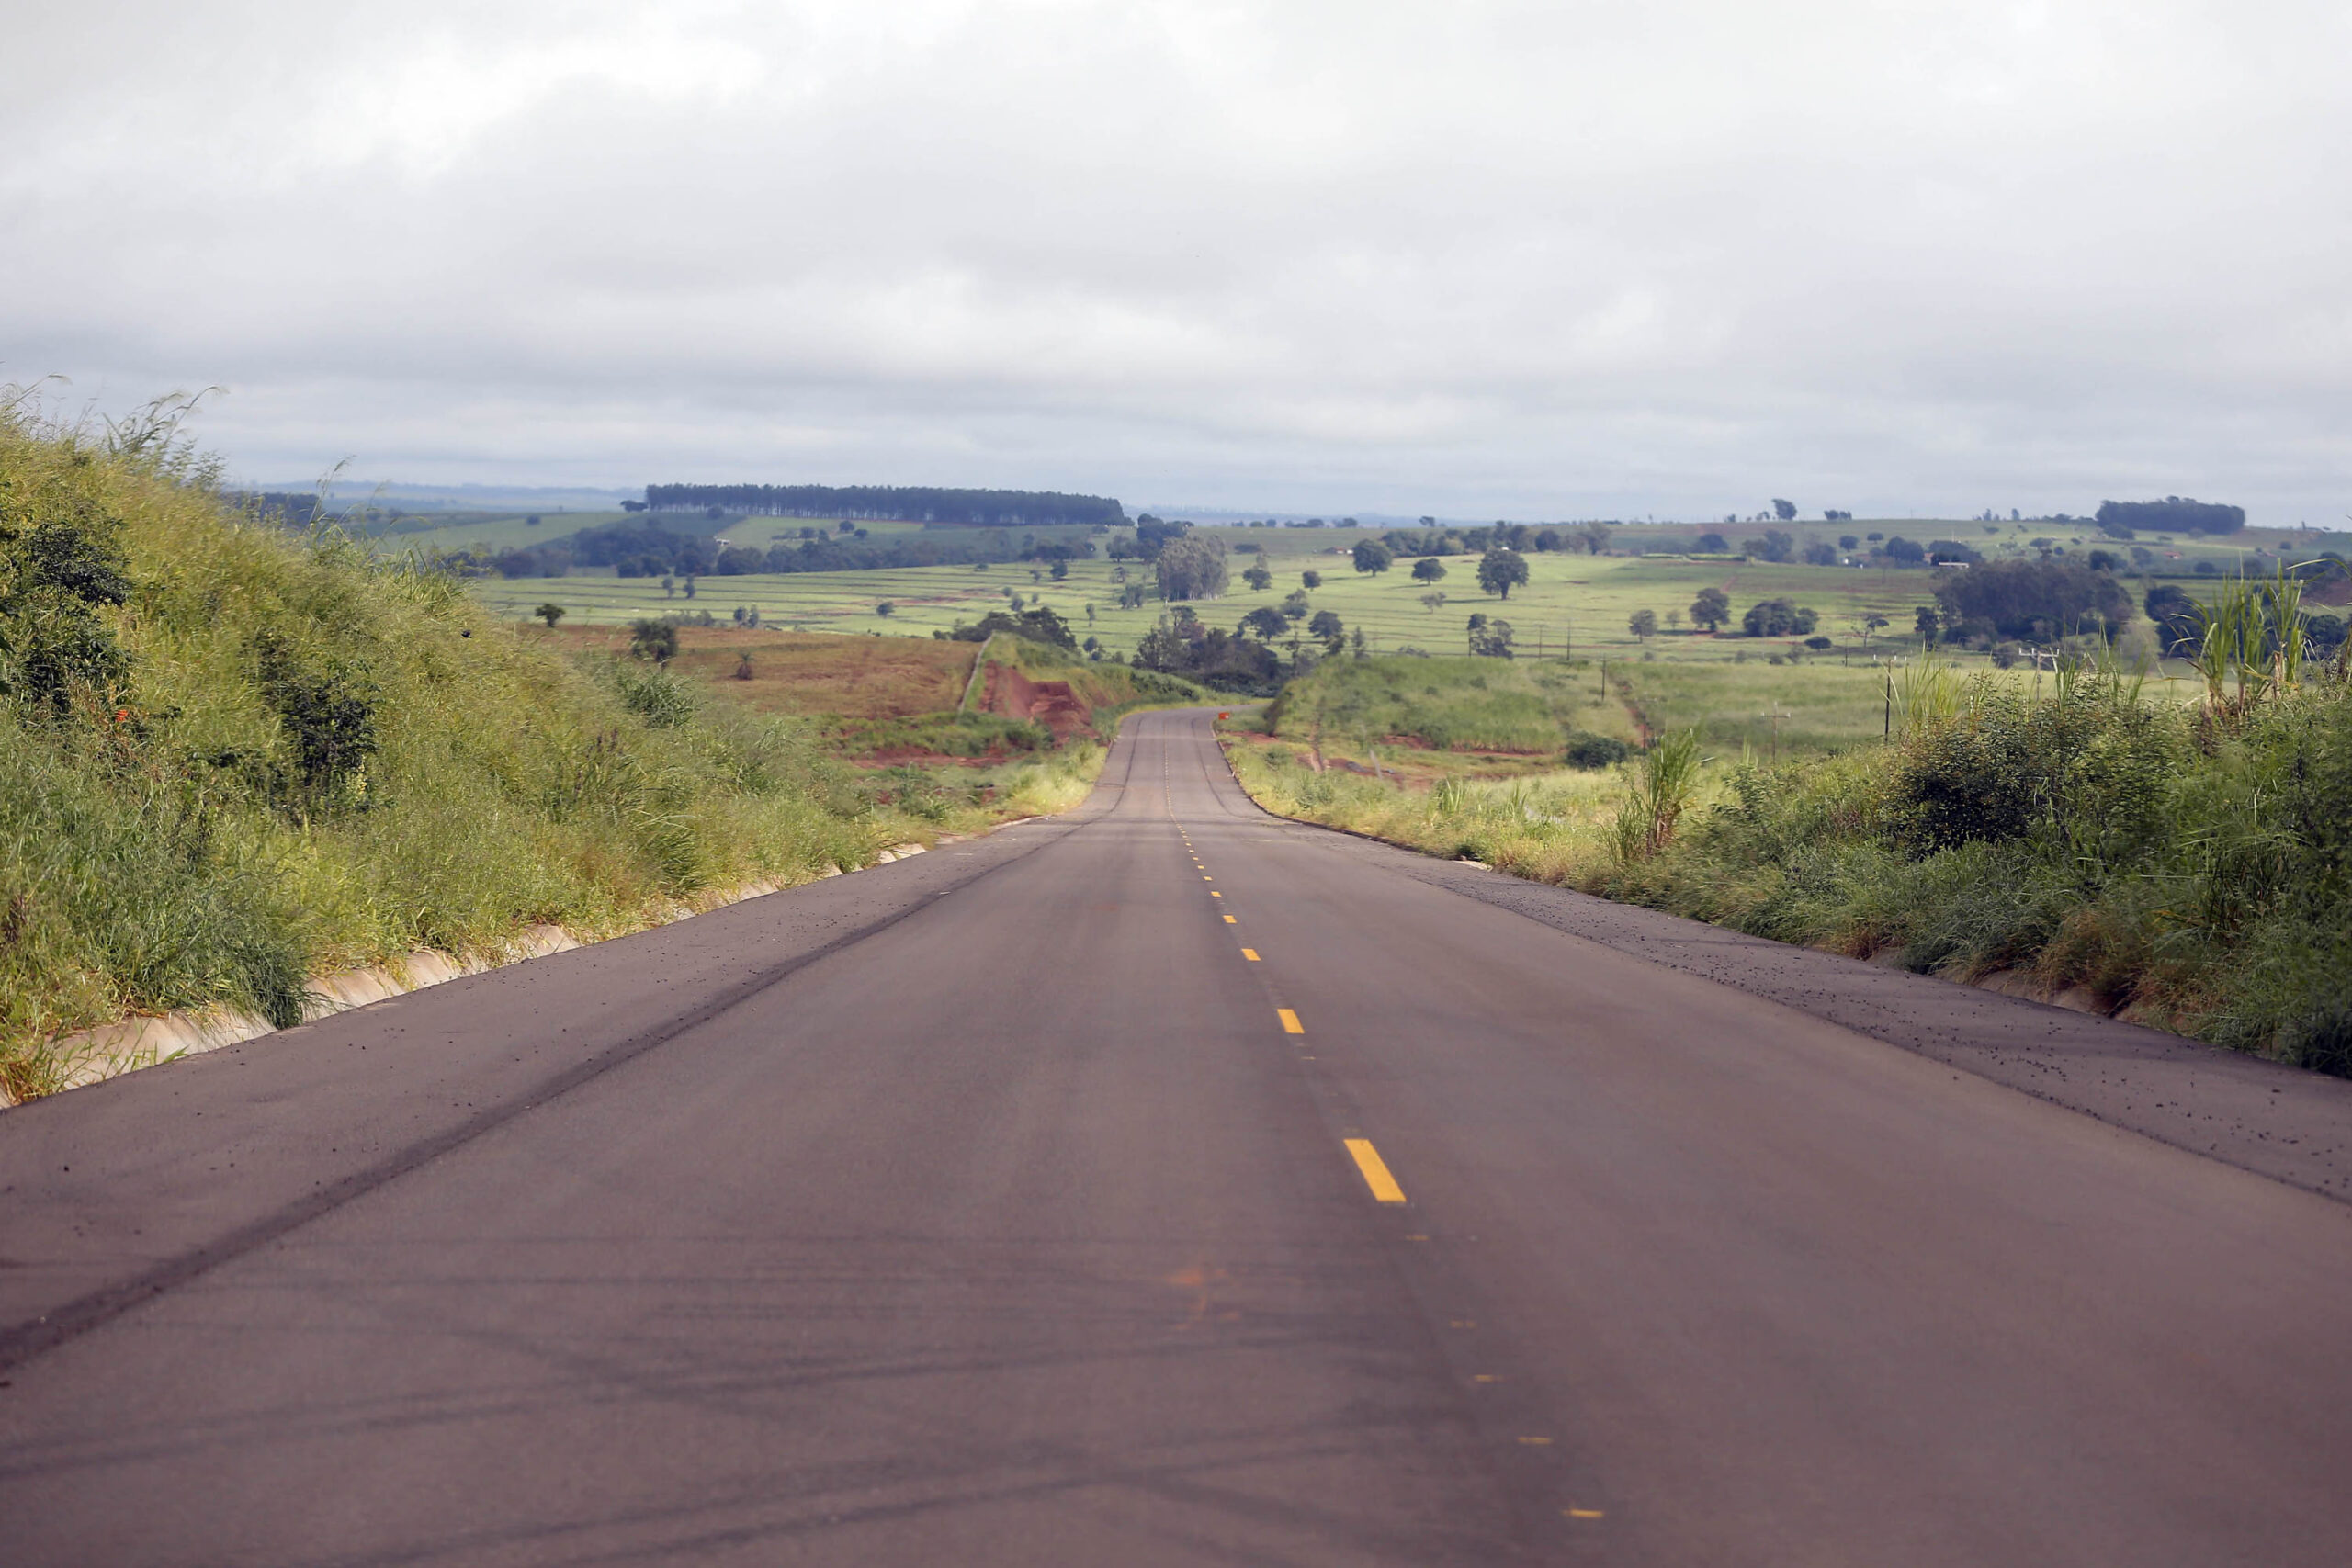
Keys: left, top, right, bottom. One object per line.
{"left": 535, "top": 624, "right": 978, "bottom": 719}
{"left": 460, "top": 511, "right": 2344, "bottom": 716}
{"left": 474, "top": 543, "right": 2167, "bottom": 670}
{"left": 1262, "top": 650, "right": 2075, "bottom": 771}
{"left": 1611, "top": 659, "right": 2049, "bottom": 759}
{"left": 343, "top": 509, "right": 637, "bottom": 555}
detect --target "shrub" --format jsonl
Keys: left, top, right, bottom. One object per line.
{"left": 0, "top": 497, "right": 133, "bottom": 716}
{"left": 1564, "top": 732, "right": 1630, "bottom": 768}
{"left": 1743, "top": 599, "right": 1816, "bottom": 637}
{"left": 628, "top": 618, "right": 679, "bottom": 664}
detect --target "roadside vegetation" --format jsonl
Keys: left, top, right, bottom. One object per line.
{"left": 1227, "top": 595, "right": 2352, "bottom": 1076}
{"left": 0, "top": 403, "right": 1171, "bottom": 1101}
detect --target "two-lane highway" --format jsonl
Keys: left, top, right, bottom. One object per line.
{"left": 5, "top": 708, "right": 2350, "bottom": 1564}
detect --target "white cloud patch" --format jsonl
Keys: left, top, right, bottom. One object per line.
{"left": 1, "top": 0, "right": 2346, "bottom": 521}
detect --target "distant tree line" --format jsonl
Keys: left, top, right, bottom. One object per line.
{"left": 642, "top": 483, "right": 1125, "bottom": 527}
{"left": 938, "top": 606, "right": 1080, "bottom": 650}
{"left": 232, "top": 491, "right": 327, "bottom": 526}
{"left": 1132, "top": 608, "right": 1284, "bottom": 693}
{"left": 1931, "top": 559, "right": 2137, "bottom": 644}
{"left": 2095, "top": 497, "right": 2245, "bottom": 536}
{"left": 1369, "top": 520, "right": 1613, "bottom": 558}
{"left": 490, "top": 518, "right": 1091, "bottom": 579}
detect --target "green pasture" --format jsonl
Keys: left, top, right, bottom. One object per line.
{"left": 346, "top": 510, "right": 629, "bottom": 555}
{"left": 466, "top": 513, "right": 2336, "bottom": 670}
{"left": 471, "top": 549, "right": 1960, "bottom": 660}
{"left": 1270, "top": 655, "right": 1640, "bottom": 755}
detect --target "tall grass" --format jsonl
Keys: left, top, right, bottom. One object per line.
{"left": 1224, "top": 623, "right": 2352, "bottom": 1075}
{"left": 1265, "top": 654, "right": 1579, "bottom": 754}
{"left": 0, "top": 400, "right": 899, "bottom": 1100}
{"left": 1612, "top": 729, "right": 1702, "bottom": 862}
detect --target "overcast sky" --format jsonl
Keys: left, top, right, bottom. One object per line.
{"left": 5, "top": 1, "right": 2346, "bottom": 523}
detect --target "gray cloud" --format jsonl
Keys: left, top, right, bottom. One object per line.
{"left": 4, "top": 0, "right": 2346, "bottom": 521}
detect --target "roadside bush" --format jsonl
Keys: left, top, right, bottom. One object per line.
{"left": 0, "top": 495, "right": 134, "bottom": 716}
{"left": 1563, "top": 732, "right": 1630, "bottom": 768}
{"left": 1889, "top": 685, "right": 2176, "bottom": 855}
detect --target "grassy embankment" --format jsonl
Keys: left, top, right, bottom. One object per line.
{"left": 0, "top": 415, "right": 1150, "bottom": 1101}
{"left": 1225, "top": 640, "right": 2352, "bottom": 1074}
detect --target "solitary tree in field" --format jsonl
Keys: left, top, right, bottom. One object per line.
{"left": 1243, "top": 563, "right": 1273, "bottom": 591}
{"left": 1690, "top": 586, "right": 1731, "bottom": 631}
{"left": 628, "top": 618, "right": 678, "bottom": 664}
{"left": 876, "top": 602, "right": 895, "bottom": 617}
{"left": 1239, "top": 606, "right": 1290, "bottom": 640}
{"left": 1477, "top": 547, "right": 1529, "bottom": 599}
{"left": 1579, "top": 521, "right": 1611, "bottom": 555}
{"left": 1468, "top": 615, "right": 1517, "bottom": 658}
{"left": 1742, "top": 598, "right": 1817, "bottom": 637}
{"left": 661, "top": 574, "right": 676, "bottom": 598}
{"left": 1050, "top": 558, "right": 1069, "bottom": 581}
{"left": 1666, "top": 608, "right": 1683, "bottom": 632}
{"left": 1771, "top": 498, "right": 1798, "bottom": 522}
{"left": 1308, "top": 609, "right": 1346, "bottom": 650}
{"left": 1411, "top": 557, "right": 1447, "bottom": 584}
{"left": 1301, "top": 570, "right": 1322, "bottom": 589}
{"left": 682, "top": 575, "right": 697, "bottom": 600}
{"left": 1352, "top": 539, "right": 1395, "bottom": 576}
{"left": 1915, "top": 604, "right": 1940, "bottom": 647}
{"left": 1156, "top": 535, "right": 1229, "bottom": 600}
{"left": 1419, "top": 591, "right": 1447, "bottom": 615}
{"left": 1085, "top": 602, "right": 1097, "bottom": 624}
{"left": 535, "top": 603, "right": 565, "bottom": 628}
{"left": 1629, "top": 609, "right": 1657, "bottom": 641}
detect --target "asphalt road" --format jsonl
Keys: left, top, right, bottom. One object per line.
{"left": 6, "top": 708, "right": 2351, "bottom": 1565}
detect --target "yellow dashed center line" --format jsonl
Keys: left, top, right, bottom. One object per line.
{"left": 1344, "top": 1138, "right": 1408, "bottom": 1203}
{"left": 1566, "top": 1509, "right": 1605, "bottom": 1520}
{"left": 1240, "top": 948, "right": 1260, "bottom": 962}
{"left": 1222, "top": 914, "right": 1236, "bottom": 923}
{"left": 1277, "top": 1008, "right": 1304, "bottom": 1034}
{"left": 1211, "top": 891, "right": 1221, "bottom": 897}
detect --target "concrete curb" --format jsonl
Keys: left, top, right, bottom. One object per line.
{"left": 15, "top": 844, "right": 936, "bottom": 1106}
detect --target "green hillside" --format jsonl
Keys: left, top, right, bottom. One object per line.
{"left": 0, "top": 414, "right": 961, "bottom": 1100}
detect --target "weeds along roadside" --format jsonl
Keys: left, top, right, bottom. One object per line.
{"left": 0, "top": 401, "right": 966, "bottom": 1102}
{"left": 1223, "top": 631, "right": 2352, "bottom": 1076}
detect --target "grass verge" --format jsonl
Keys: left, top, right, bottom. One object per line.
{"left": 1222, "top": 649, "right": 2352, "bottom": 1075}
